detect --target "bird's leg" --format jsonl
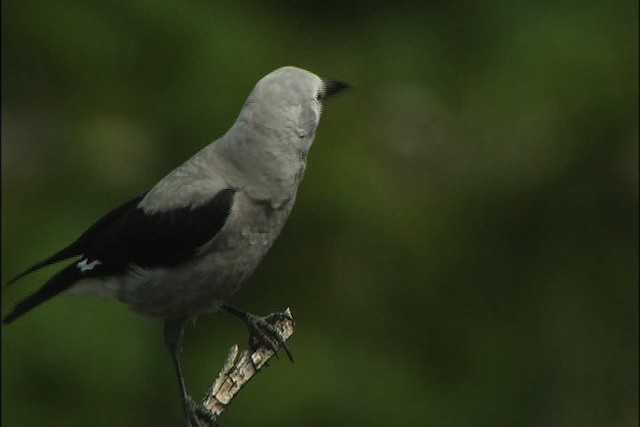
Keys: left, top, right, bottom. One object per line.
{"left": 163, "top": 319, "right": 218, "bottom": 427}
{"left": 221, "top": 303, "right": 294, "bottom": 362}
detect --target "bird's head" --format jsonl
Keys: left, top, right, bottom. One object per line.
{"left": 237, "top": 66, "right": 350, "bottom": 154}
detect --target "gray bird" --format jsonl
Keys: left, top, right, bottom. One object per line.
{"left": 2, "top": 66, "right": 350, "bottom": 426}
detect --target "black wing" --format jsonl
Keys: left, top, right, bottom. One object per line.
{"left": 4, "top": 195, "right": 144, "bottom": 287}
{"left": 82, "top": 188, "right": 236, "bottom": 275}
{"left": 3, "top": 188, "right": 236, "bottom": 323}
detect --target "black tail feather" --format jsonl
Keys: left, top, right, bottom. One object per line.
{"left": 4, "top": 245, "right": 81, "bottom": 288}
{"left": 3, "top": 264, "right": 80, "bottom": 324}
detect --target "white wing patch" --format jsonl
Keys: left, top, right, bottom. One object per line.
{"left": 77, "top": 258, "right": 103, "bottom": 273}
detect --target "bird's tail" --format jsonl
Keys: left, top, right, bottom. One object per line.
{"left": 3, "top": 263, "right": 80, "bottom": 324}
{"left": 4, "top": 245, "right": 80, "bottom": 288}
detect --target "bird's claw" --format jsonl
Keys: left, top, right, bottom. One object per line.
{"left": 245, "top": 311, "right": 294, "bottom": 363}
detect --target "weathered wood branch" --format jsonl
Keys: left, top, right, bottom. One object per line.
{"left": 197, "top": 308, "right": 295, "bottom": 425}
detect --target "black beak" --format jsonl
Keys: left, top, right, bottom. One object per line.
{"left": 323, "top": 79, "right": 351, "bottom": 97}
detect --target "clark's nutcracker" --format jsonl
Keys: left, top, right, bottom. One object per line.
{"left": 3, "top": 66, "right": 349, "bottom": 426}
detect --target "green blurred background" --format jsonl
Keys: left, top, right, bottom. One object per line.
{"left": 2, "top": 1, "right": 638, "bottom": 426}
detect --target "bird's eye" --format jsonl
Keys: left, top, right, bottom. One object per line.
{"left": 315, "top": 91, "right": 325, "bottom": 102}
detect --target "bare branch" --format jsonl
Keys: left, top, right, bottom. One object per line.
{"left": 198, "top": 307, "right": 295, "bottom": 425}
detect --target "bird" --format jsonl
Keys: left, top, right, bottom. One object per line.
{"left": 2, "top": 65, "right": 350, "bottom": 426}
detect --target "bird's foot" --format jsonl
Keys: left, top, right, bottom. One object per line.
{"left": 245, "top": 311, "right": 294, "bottom": 362}
{"left": 222, "top": 304, "right": 294, "bottom": 362}
{"left": 184, "top": 395, "right": 218, "bottom": 427}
